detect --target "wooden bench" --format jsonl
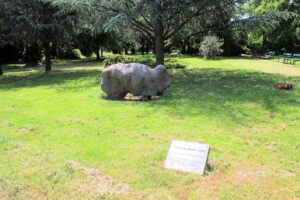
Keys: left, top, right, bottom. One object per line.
{"left": 264, "top": 51, "right": 275, "bottom": 59}
{"left": 277, "top": 53, "right": 292, "bottom": 63}
{"left": 291, "top": 54, "right": 300, "bottom": 65}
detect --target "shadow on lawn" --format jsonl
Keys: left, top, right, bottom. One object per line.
{"left": 0, "top": 67, "right": 299, "bottom": 122}
{"left": 164, "top": 54, "right": 264, "bottom": 61}
{"left": 0, "top": 69, "right": 102, "bottom": 91}
{"left": 146, "top": 68, "right": 300, "bottom": 122}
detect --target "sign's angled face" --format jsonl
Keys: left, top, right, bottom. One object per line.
{"left": 164, "top": 140, "right": 210, "bottom": 175}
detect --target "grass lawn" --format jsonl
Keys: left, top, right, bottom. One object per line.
{"left": 0, "top": 56, "right": 299, "bottom": 199}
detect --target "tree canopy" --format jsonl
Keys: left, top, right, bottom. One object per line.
{"left": 1, "top": 0, "right": 77, "bottom": 72}
{"left": 55, "top": 0, "right": 244, "bottom": 64}
{"left": 0, "top": 0, "right": 299, "bottom": 76}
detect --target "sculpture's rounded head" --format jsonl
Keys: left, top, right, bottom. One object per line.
{"left": 155, "top": 65, "right": 167, "bottom": 73}
{"left": 154, "top": 65, "right": 170, "bottom": 96}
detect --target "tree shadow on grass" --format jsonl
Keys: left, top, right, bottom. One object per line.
{"left": 145, "top": 68, "right": 300, "bottom": 123}
{"left": 165, "top": 54, "right": 264, "bottom": 61}
{"left": 0, "top": 69, "right": 103, "bottom": 91}
{"left": 1, "top": 66, "right": 299, "bottom": 124}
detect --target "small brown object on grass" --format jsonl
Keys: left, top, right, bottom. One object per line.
{"left": 274, "top": 83, "right": 293, "bottom": 90}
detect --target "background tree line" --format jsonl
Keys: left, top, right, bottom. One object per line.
{"left": 0, "top": 0, "right": 299, "bottom": 75}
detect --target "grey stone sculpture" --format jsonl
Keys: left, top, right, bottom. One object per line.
{"left": 101, "top": 63, "right": 171, "bottom": 100}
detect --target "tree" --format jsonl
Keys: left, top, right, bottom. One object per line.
{"left": 199, "top": 35, "right": 224, "bottom": 59}
{"left": 54, "top": 0, "right": 121, "bottom": 60}
{"left": 6, "top": 0, "right": 77, "bottom": 72}
{"left": 235, "top": 0, "right": 299, "bottom": 53}
{"left": 77, "top": 30, "right": 121, "bottom": 60}
{"left": 56, "top": 0, "right": 240, "bottom": 65}
{"left": 111, "top": 0, "right": 245, "bottom": 64}
{"left": 0, "top": 0, "right": 13, "bottom": 76}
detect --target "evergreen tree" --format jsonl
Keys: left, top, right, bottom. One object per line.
{"left": 77, "top": 30, "right": 121, "bottom": 60}
{"left": 56, "top": 0, "right": 242, "bottom": 65}
{"left": 235, "top": 0, "right": 299, "bottom": 53}
{"left": 0, "top": 0, "right": 13, "bottom": 75}
{"left": 5, "top": 0, "right": 77, "bottom": 72}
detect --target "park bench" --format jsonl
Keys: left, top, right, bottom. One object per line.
{"left": 277, "top": 53, "right": 292, "bottom": 63}
{"left": 291, "top": 54, "right": 300, "bottom": 65}
{"left": 264, "top": 51, "right": 275, "bottom": 59}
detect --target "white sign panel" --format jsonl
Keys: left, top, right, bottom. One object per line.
{"left": 164, "top": 140, "right": 210, "bottom": 175}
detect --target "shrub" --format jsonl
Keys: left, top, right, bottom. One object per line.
{"left": 199, "top": 35, "right": 224, "bottom": 59}
{"left": 103, "top": 55, "right": 135, "bottom": 67}
{"left": 136, "top": 57, "right": 156, "bottom": 67}
{"left": 103, "top": 55, "right": 156, "bottom": 67}
{"left": 56, "top": 48, "right": 80, "bottom": 60}
{"left": 103, "top": 55, "right": 186, "bottom": 69}
{"left": 165, "top": 58, "right": 186, "bottom": 69}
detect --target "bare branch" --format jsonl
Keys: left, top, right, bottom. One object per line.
{"left": 165, "top": 0, "right": 212, "bottom": 39}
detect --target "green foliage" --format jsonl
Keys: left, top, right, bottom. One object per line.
{"left": 199, "top": 35, "right": 224, "bottom": 59}
{"left": 52, "top": 47, "right": 80, "bottom": 60}
{"left": 23, "top": 43, "right": 42, "bottom": 63}
{"left": 56, "top": 0, "right": 240, "bottom": 64}
{"left": 239, "top": 0, "right": 300, "bottom": 53}
{"left": 103, "top": 55, "right": 155, "bottom": 67}
{"left": 103, "top": 55, "right": 186, "bottom": 69}
{"left": 76, "top": 30, "right": 123, "bottom": 59}
{"left": 103, "top": 55, "right": 134, "bottom": 67}
{"left": 0, "top": 0, "right": 78, "bottom": 71}
{"left": 6, "top": 0, "right": 77, "bottom": 44}
{"left": 165, "top": 58, "right": 186, "bottom": 69}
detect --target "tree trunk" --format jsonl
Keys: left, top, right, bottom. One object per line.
{"left": 155, "top": 19, "right": 164, "bottom": 65}
{"left": 96, "top": 47, "right": 100, "bottom": 60}
{"left": 0, "top": 64, "right": 3, "bottom": 76}
{"left": 101, "top": 48, "right": 104, "bottom": 57}
{"left": 145, "top": 43, "right": 150, "bottom": 54}
{"left": 262, "top": 33, "right": 266, "bottom": 51}
{"left": 181, "top": 41, "right": 186, "bottom": 54}
{"left": 152, "top": 40, "right": 156, "bottom": 55}
{"left": 187, "top": 42, "right": 192, "bottom": 54}
{"left": 141, "top": 43, "right": 145, "bottom": 55}
{"left": 125, "top": 48, "right": 128, "bottom": 55}
{"left": 44, "top": 42, "right": 51, "bottom": 72}
{"left": 131, "top": 48, "right": 136, "bottom": 55}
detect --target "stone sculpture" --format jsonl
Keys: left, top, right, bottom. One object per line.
{"left": 101, "top": 63, "right": 171, "bottom": 100}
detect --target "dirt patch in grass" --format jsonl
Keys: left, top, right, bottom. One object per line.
{"left": 279, "top": 123, "right": 288, "bottom": 131}
{"left": 66, "top": 161, "right": 131, "bottom": 197}
{"left": 124, "top": 93, "right": 161, "bottom": 101}
{"left": 141, "top": 133, "right": 166, "bottom": 141}
{"left": 17, "top": 127, "right": 35, "bottom": 135}
{"left": 11, "top": 142, "right": 31, "bottom": 153}
{"left": 0, "top": 190, "right": 10, "bottom": 200}
{"left": 55, "top": 118, "right": 85, "bottom": 125}
{"left": 182, "top": 162, "right": 295, "bottom": 199}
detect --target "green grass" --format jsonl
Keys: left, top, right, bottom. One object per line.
{"left": 0, "top": 56, "right": 299, "bottom": 199}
